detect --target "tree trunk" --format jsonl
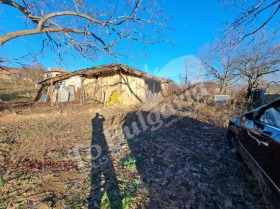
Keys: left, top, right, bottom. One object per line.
{"left": 245, "top": 86, "right": 252, "bottom": 100}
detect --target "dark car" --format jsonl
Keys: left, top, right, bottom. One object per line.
{"left": 227, "top": 98, "right": 280, "bottom": 205}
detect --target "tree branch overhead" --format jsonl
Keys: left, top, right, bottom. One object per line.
{"left": 0, "top": 0, "right": 169, "bottom": 60}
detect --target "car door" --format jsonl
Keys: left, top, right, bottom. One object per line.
{"left": 252, "top": 103, "right": 280, "bottom": 191}
{"left": 238, "top": 116, "right": 263, "bottom": 164}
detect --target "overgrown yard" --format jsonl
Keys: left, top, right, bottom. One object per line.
{"left": 0, "top": 84, "right": 39, "bottom": 112}
{"left": 0, "top": 80, "right": 39, "bottom": 103}
{"left": 0, "top": 102, "right": 273, "bottom": 209}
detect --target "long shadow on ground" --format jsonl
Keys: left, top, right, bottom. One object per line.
{"left": 88, "top": 112, "right": 122, "bottom": 209}
{"left": 121, "top": 111, "right": 268, "bottom": 209}
{"left": 87, "top": 110, "right": 269, "bottom": 209}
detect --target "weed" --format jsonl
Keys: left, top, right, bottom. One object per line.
{"left": 134, "top": 179, "right": 142, "bottom": 187}
{"left": 0, "top": 195, "right": 7, "bottom": 209}
{"left": 100, "top": 191, "right": 123, "bottom": 209}
{"left": 21, "top": 179, "right": 30, "bottom": 186}
{"left": 117, "top": 173, "right": 138, "bottom": 209}
{"left": 71, "top": 199, "right": 84, "bottom": 209}
{"left": 118, "top": 174, "right": 127, "bottom": 183}
{"left": 122, "top": 195, "right": 134, "bottom": 209}
{"left": 16, "top": 130, "right": 31, "bottom": 139}
{"left": 0, "top": 202, "right": 5, "bottom": 209}
{"left": 121, "top": 184, "right": 135, "bottom": 209}
{"left": 100, "top": 192, "right": 110, "bottom": 209}
{"left": 120, "top": 138, "right": 128, "bottom": 146}
{"left": 15, "top": 196, "right": 24, "bottom": 202}
{"left": 122, "top": 157, "right": 137, "bottom": 171}
{"left": 11, "top": 184, "right": 19, "bottom": 192}
{"left": 0, "top": 179, "right": 4, "bottom": 189}
{"left": 1, "top": 136, "right": 15, "bottom": 145}
{"left": 121, "top": 180, "right": 135, "bottom": 209}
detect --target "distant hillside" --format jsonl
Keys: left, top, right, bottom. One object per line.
{"left": 267, "top": 83, "right": 280, "bottom": 94}
{"left": 0, "top": 65, "right": 46, "bottom": 82}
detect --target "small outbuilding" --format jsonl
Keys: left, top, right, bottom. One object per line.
{"left": 43, "top": 68, "right": 68, "bottom": 80}
{"left": 34, "top": 63, "right": 172, "bottom": 105}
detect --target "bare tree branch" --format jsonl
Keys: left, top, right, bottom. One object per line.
{"left": 199, "top": 40, "right": 238, "bottom": 93}
{"left": 233, "top": 34, "right": 280, "bottom": 98}
{"left": 223, "top": 0, "right": 280, "bottom": 42}
{"left": 0, "top": 0, "right": 40, "bottom": 23}
{"left": 241, "top": 4, "right": 280, "bottom": 41}
{"left": 0, "top": 0, "right": 169, "bottom": 63}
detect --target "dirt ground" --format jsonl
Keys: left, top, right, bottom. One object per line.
{"left": 0, "top": 102, "right": 273, "bottom": 209}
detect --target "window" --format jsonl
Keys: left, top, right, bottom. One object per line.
{"left": 259, "top": 105, "right": 280, "bottom": 128}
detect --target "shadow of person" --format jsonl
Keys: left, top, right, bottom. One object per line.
{"left": 88, "top": 112, "right": 122, "bottom": 209}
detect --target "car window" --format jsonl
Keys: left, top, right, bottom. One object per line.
{"left": 259, "top": 105, "right": 280, "bottom": 128}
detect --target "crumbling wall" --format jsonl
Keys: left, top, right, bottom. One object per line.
{"left": 83, "top": 72, "right": 120, "bottom": 103}
{"left": 83, "top": 72, "right": 147, "bottom": 104}
{"left": 160, "top": 83, "right": 170, "bottom": 97}
{"left": 120, "top": 73, "right": 146, "bottom": 104}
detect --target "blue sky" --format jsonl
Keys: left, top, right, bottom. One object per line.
{"left": 0, "top": 0, "right": 234, "bottom": 82}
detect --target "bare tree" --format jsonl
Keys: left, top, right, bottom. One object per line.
{"left": 199, "top": 41, "right": 239, "bottom": 94}
{"left": 234, "top": 37, "right": 280, "bottom": 98}
{"left": 222, "top": 0, "right": 280, "bottom": 42}
{"left": 179, "top": 58, "right": 194, "bottom": 89}
{"left": 0, "top": 0, "right": 169, "bottom": 62}
{"left": 21, "top": 64, "right": 45, "bottom": 83}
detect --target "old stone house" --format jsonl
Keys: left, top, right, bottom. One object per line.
{"left": 35, "top": 63, "right": 172, "bottom": 105}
